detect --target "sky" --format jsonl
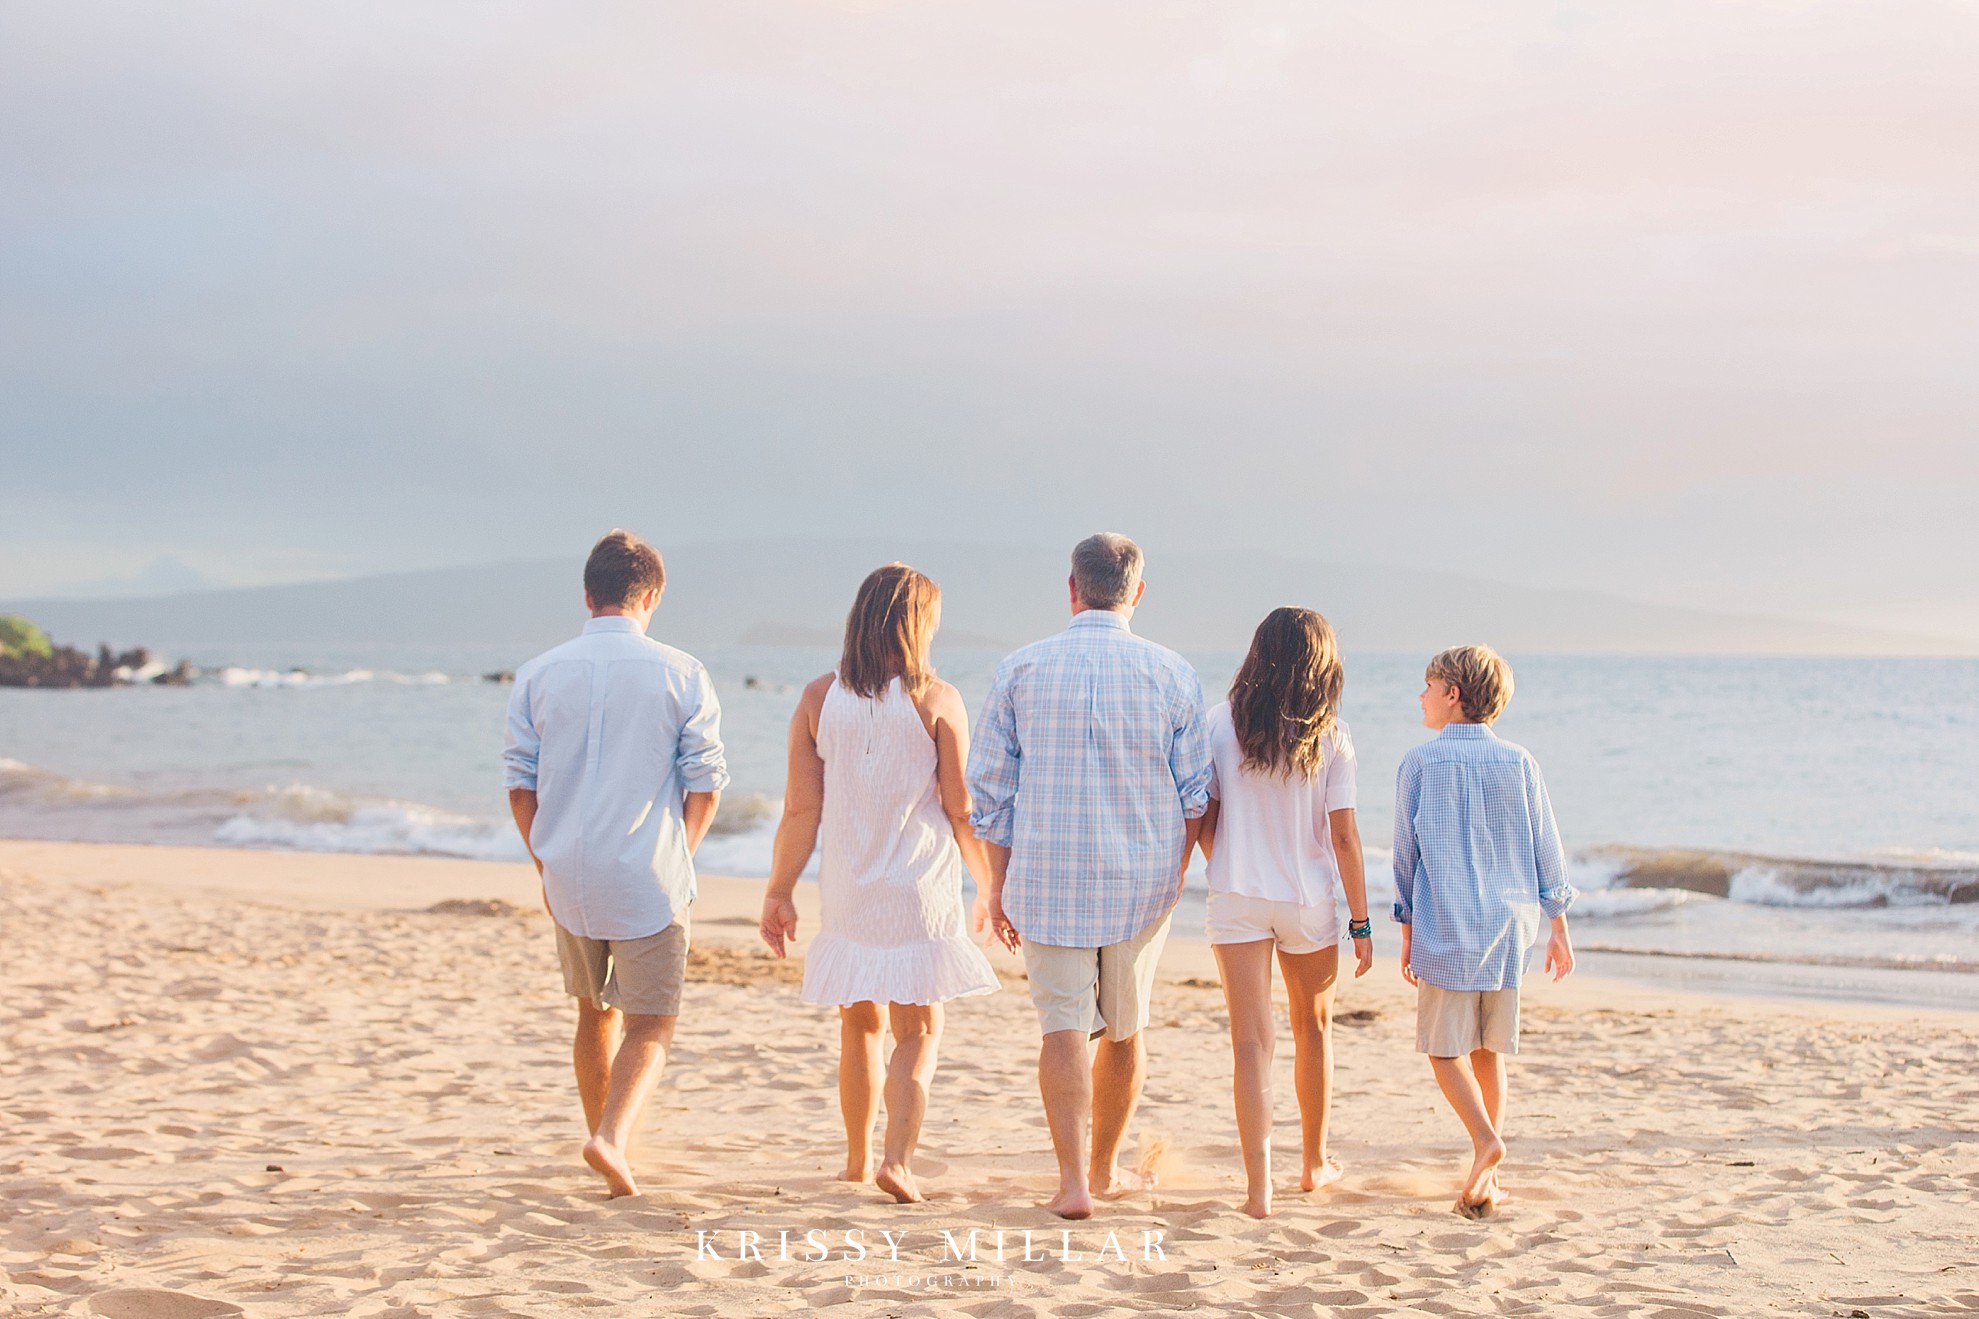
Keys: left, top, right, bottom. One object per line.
{"left": 3, "top": 2, "right": 1977, "bottom": 644}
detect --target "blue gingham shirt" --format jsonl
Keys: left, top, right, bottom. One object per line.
{"left": 1392, "top": 723, "right": 1575, "bottom": 991}
{"left": 967, "top": 610, "right": 1213, "bottom": 948}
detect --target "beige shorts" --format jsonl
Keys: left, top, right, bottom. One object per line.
{"left": 1205, "top": 890, "right": 1338, "bottom": 954}
{"left": 1416, "top": 983, "right": 1519, "bottom": 1057}
{"left": 1023, "top": 913, "right": 1172, "bottom": 1042}
{"left": 555, "top": 919, "right": 689, "bottom": 1017}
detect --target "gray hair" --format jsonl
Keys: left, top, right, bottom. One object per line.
{"left": 1071, "top": 533, "right": 1144, "bottom": 610}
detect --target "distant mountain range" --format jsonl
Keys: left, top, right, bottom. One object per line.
{"left": 2, "top": 538, "right": 1959, "bottom": 661}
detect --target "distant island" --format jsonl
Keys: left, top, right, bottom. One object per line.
{"left": 0, "top": 614, "right": 189, "bottom": 688}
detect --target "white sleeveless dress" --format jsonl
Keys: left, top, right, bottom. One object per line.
{"left": 801, "top": 677, "right": 1001, "bottom": 1007}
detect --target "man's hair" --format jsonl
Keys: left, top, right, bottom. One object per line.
{"left": 1070, "top": 532, "right": 1144, "bottom": 610}
{"left": 1426, "top": 644, "right": 1515, "bottom": 724}
{"left": 838, "top": 562, "right": 941, "bottom": 699}
{"left": 1229, "top": 607, "right": 1344, "bottom": 781}
{"left": 583, "top": 529, "right": 665, "bottom": 609}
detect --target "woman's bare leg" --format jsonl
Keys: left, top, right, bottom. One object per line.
{"left": 876, "top": 1001, "right": 943, "bottom": 1203}
{"left": 838, "top": 1002, "right": 884, "bottom": 1181}
{"left": 1279, "top": 944, "right": 1342, "bottom": 1190}
{"left": 1213, "top": 940, "right": 1278, "bottom": 1218}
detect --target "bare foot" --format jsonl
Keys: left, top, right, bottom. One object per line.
{"left": 1240, "top": 1188, "right": 1272, "bottom": 1219}
{"left": 1093, "top": 1165, "right": 1156, "bottom": 1201}
{"left": 875, "top": 1162, "right": 922, "bottom": 1204}
{"left": 837, "top": 1164, "right": 873, "bottom": 1183}
{"left": 582, "top": 1136, "right": 639, "bottom": 1198}
{"left": 1457, "top": 1137, "right": 1505, "bottom": 1216}
{"left": 1301, "top": 1156, "right": 1345, "bottom": 1192}
{"left": 1044, "top": 1187, "right": 1094, "bottom": 1220}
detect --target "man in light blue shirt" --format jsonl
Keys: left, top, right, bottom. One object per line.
{"left": 504, "top": 529, "right": 727, "bottom": 1198}
{"left": 1392, "top": 644, "right": 1574, "bottom": 1218}
{"left": 969, "top": 533, "right": 1212, "bottom": 1220}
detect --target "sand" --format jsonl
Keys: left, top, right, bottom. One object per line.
{"left": 1, "top": 839, "right": 1975, "bottom": 1318}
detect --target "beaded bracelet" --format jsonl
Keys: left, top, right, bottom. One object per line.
{"left": 1347, "top": 917, "right": 1373, "bottom": 940}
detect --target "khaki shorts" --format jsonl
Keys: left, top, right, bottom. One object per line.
{"left": 555, "top": 919, "right": 689, "bottom": 1017}
{"left": 1023, "top": 913, "right": 1172, "bottom": 1042}
{"left": 1416, "top": 983, "right": 1519, "bottom": 1057}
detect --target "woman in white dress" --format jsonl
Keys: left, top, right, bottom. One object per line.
{"left": 758, "top": 563, "right": 1008, "bottom": 1203}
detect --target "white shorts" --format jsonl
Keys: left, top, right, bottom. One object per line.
{"left": 1204, "top": 890, "right": 1338, "bottom": 954}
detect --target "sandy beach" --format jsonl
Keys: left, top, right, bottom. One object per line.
{"left": 2, "top": 838, "right": 1975, "bottom": 1318}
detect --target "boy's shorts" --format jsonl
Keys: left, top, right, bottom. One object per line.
{"left": 1023, "top": 912, "right": 1171, "bottom": 1042}
{"left": 555, "top": 918, "right": 689, "bottom": 1017}
{"left": 1416, "top": 983, "right": 1519, "bottom": 1057}
{"left": 1205, "top": 890, "right": 1338, "bottom": 954}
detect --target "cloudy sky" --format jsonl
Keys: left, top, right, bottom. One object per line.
{"left": 4, "top": 2, "right": 1976, "bottom": 643}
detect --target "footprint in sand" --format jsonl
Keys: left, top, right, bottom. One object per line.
{"left": 87, "top": 1289, "right": 245, "bottom": 1319}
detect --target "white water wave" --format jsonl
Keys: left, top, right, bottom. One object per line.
{"left": 212, "top": 667, "right": 453, "bottom": 688}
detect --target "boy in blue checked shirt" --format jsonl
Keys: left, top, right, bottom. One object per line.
{"left": 1393, "top": 644, "right": 1576, "bottom": 1219}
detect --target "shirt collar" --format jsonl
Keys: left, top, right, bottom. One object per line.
{"left": 1437, "top": 722, "right": 1496, "bottom": 739}
{"left": 1067, "top": 609, "right": 1133, "bottom": 634}
{"left": 583, "top": 616, "right": 645, "bottom": 636}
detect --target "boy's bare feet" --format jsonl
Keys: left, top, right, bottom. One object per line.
{"left": 1302, "top": 1156, "right": 1344, "bottom": 1192}
{"left": 1458, "top": 1136, "right": 1505, "bottom": 1214}
{"left": 1044, "top": 1187, "right": 1095, "bottom": 1220}
{"left": 875, "top": 1162, "right": 922, "bottom": 1204}
{"left": 582, "top": 1136, "right": 639, "bottom": 1198}
{"left": 1455, "top": 1179, "right": 1503, "bottom": 1220}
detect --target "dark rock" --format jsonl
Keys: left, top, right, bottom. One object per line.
{"left": 0, "top": 620, "right": 171, "bottom": 688}
{"left": 152, "top": 660, "right": 194, "bottom": 686}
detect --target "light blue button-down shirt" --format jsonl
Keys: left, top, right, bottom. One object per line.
{"left": 503, "top": 616, "right": 729, "bottom": 941}
{"left": 1392, "top": 723, "right": 1575, "bottom": 992}
{"left": 967, "top": 610, "right": 1213, "bottom": 948}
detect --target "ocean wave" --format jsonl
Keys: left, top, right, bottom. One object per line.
{"left": 213, "top": 800, "right": 527, "bottom": 861}
{"left": 0, "top": 758, "right": 784, "bottom": 865}
{"left": 1570, "top": 886, "right": 1701, "bottom": 918}
{"left": 1579, "top": 844, "right": 1979, "bottom": 908}
{"left": 211, "top": 667, "right": 453, "bottom": 688}
{"left": 4, "top": 756, "right": 1976, "bottom": 914}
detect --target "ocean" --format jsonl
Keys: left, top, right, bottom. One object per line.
{"left": 3, "top": 641, "right": 1975, "bottom": 1008}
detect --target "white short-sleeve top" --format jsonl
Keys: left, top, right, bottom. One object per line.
{"left": 1204, "top": 700, "right": 1358, "bottom": 907}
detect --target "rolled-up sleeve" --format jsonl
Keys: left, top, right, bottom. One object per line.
{"left": 1526, "top": 756, "right": 1575, "bottom": 919}
{"left": 675, "top": 666, "right": 731, "bottom": 793}
{"left": 966, "top": 667, "right": 1021, "bottom": 848}
{"left": 1169, "top": 670, "right": 1212, "bottom": 819}
{"left": 1391, "top": 755, "right": 1422, "bottom": 924}
{"left": 502, "top": 674, "right": 540, "bottom": 791}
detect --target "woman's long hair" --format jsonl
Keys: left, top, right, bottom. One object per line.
{"left": 838, "top": 563, "right": 941, "bottom": 698}
{"left": 1228, "top": 607, "right": 1344, "bottom": 781}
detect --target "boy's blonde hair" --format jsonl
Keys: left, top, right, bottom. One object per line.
{"left": 1426, "top": 644, "right": 1515, "bottom": 724}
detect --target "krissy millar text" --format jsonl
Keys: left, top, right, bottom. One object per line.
{"left": 693, "top": 1227, "right": 1169, "bottom": 1265}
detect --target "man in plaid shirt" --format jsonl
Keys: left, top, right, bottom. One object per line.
{"left": 968, "top": 532, "right": 1212, "bottom": 1219}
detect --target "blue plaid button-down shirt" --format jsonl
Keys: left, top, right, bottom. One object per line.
{"left": 1392, "top": 723, "right": 1576, "bottom": 991}
{"left": 967, "top": 610, "right": 1213, "bottom": 948}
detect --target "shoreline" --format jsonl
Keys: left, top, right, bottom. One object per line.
{"left": 3, "top": 837, "right": 1974, "bottom": 1017}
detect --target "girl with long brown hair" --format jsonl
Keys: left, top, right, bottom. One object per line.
{"left": 757, "top": 563, "right": 1008, "bottom": 1204}
{"left": 1195, "top": 606, "right": 1374, "bottom": 1218}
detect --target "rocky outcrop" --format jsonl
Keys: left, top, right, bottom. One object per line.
{"left": 0, "top": 616, "right": 162, "bottom": 688}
